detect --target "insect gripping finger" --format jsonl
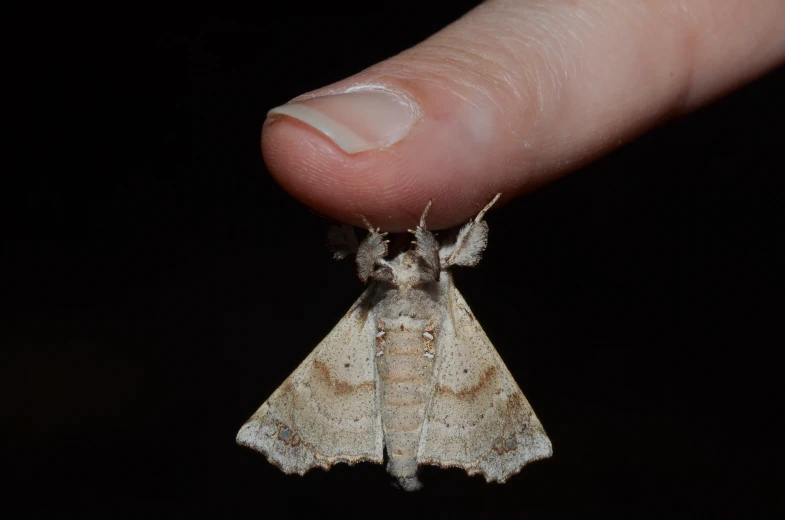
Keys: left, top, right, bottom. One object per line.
{"left": 238, "top": 193, "right": 551, "bottom": 490}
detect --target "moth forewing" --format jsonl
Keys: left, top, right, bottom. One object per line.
{"left": 417, "top": 275, "right": 552, "bottom": 481}
{"left": 237, "top": 193, "right": 551, "bottom": 489}
{"left": 236, "top": 289, "right": 384, "bottom": 474}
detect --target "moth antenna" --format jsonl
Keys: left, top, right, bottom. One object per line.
{"left": 419, "top": 200, "right": 433, "bottom": 229}
{"left": 473, "top": 193, "right": 502, "bottom": 223}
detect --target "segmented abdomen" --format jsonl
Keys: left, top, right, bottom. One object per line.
{"left": 375, "top": 320, "right": 435, "bottom": 489}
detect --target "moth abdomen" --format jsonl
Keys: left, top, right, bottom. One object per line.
{"left": 376, "top": 317, "right": 436, "bottom": 489}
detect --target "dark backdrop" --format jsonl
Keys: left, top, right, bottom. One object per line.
{"left": 5, "top": 3, "right": 783, "bottom": 518}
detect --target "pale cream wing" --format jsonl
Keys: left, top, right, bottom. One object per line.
{"left": 418, "top": 278, "right": 552, "bottom": 482}
{"left": 236, "top": 288, "right": 383, "bottom": 474}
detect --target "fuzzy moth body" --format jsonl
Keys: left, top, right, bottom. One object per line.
{"left": 237, "top": 194, "right": 552, "bottom": 490}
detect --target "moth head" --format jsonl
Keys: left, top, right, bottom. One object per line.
{"left": 401, "top": 250, "right": 419, "bottom": 270}
{"left": 347, "top": 194, "right": 501, "bottom": 286}
{"left": 369, "top": 249, "right": 436, "bottom": 290}
{"left": 395, "top": 250, "right": 423, "bottom": 284}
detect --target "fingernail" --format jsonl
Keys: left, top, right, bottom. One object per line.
{"left": 267, "top": 87, "right": 420, "bottom": 154}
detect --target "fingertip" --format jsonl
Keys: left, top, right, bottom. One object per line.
{"left": 261, "top": 0, "right": 785, "bottom": 233}
{"left": 262, "top": 113, "right": 417, "bottom": 230}
{"left": 261, "top": 91, "right": 505, "bottom": 231}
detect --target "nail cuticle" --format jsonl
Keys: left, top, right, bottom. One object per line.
{"left": 266, "top": 85, "right": 421, "bottom": 154}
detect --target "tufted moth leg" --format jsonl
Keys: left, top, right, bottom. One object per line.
{"left": 408, "top": 200, "right": 441, "bottom": 283}
{"left": 440, "top": 193, "right": 501, "bottom": 268}
{"left": 327, "top": 224, "right": 359, "bottom": 261}
{"left": 355, "top": 214, "right": 392, "bottom": 283}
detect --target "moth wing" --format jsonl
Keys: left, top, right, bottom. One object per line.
{"left": 418, "top": 278, "right": 552, "bottom": 482}
{"left": 237, "top": 288, "right": 383, "bottom": 474}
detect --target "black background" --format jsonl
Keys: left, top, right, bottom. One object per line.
{"left": 5, "top": 3, "right": 784, "bottom": 518}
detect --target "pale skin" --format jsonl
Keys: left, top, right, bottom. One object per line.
{"left": 262, "top": 0, "right": 785, "bottom": 231}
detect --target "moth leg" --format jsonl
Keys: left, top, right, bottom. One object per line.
{"left": 408, "top": 200, "right": 441, "bottom": 282}
{"left": 356, "top": 215, "right": 391, "bottom": 283}
{"left": 440, "top": 193, "right": 502, "bottom": 268}
{"left": 327, "top": 224, "right": 358, "bottom": 261}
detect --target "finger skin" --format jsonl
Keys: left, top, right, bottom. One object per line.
{"left": 262, "top": 0, "right": 785, "bottom": 231}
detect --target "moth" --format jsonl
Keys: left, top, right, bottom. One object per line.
{"left": 237, "top": 194, "right": 552, "bottom": 490}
